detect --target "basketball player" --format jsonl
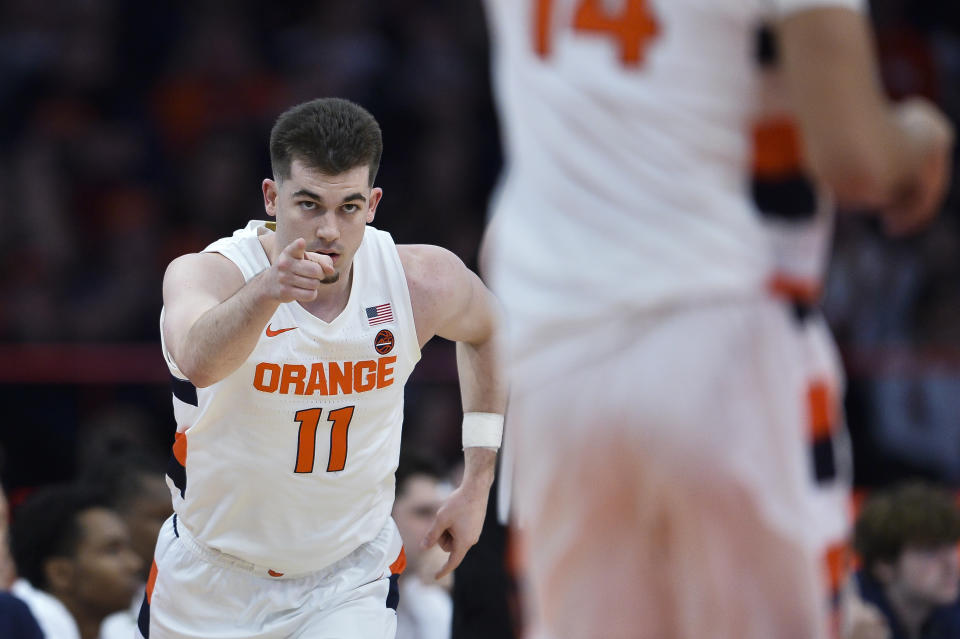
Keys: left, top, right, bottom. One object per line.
{"left": 148, "top": 98, "right": 506, "bottom": 638}
{"left": 482, "top": 1, "right": 953, "bottom": 638}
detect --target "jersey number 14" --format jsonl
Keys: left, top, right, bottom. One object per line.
{"left": 534, "top": 0, "right": 660, "bottom": 67}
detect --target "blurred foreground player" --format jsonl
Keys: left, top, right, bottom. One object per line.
{"left": 152, "top": 98, "right": 506, "bottom": 638}
{"left": 482, "top": 1, "right": 954, "bottom": 638}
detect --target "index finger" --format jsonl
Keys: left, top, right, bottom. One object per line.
{"left": 283, "top": 238, "right": 307, "bottom": 260}
{"left": 435, "top": 545, "right": 467, "bottom": 580}
{"left": 421, "top": 517, "right": 444, "bottom": 551}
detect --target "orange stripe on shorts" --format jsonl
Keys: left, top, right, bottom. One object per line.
{"left": 389, "top": 547, "right": 407, "bottom": 575}
{"left": 824, "top": 543, "right": 848, "bottom": 593}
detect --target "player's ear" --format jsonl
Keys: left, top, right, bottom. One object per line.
{"left": 263, "top": 179, "right": 279, "bottom": 218}
{"left": 367, "top": 187, "right": 383, "bottom": 223}
{"left": 44, "top": 557, "right": 76, "bottom": 594}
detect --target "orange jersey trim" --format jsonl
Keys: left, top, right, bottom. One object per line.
{"left": 768, "top": 273, "right": 822, "bottom": 306}
{"left": 752, "top": 118, "right": 804, "bottom": 178}
{"left": 172, "top": 432, "right": 187, "bottom": 466}
{"left": 146, "top": 559, "right": 159, "bottom": 604}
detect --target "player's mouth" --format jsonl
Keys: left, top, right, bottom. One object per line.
{"left": 313, "top": 249, "right": 341, "bottom": 264}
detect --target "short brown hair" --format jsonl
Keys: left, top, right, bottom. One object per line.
{"left": 854, "top": 481, "right": 960, "bottom": 573}
{"left": 269, "top": 97, "right": 382, "bottom": 186}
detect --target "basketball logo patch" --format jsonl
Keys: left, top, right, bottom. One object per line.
{"left": 375, "top": 329, "right": 395, "bottom": 355}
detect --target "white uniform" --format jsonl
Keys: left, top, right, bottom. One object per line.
{"left": 144, "top": 222, "right": 418, "bottom": 638}
{"left": 483, "top": 1, "right": 860, "bottom": 637}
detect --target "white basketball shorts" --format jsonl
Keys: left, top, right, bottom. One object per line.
{"left": 508, "top": 297, "right": 851, "bottom": 639}
{"left": 137, "top": 515, "right": 406, "bottom": 639}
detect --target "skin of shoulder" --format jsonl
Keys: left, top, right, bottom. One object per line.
{"left": 397, "top": 244, "right": 498, "bottom": 349}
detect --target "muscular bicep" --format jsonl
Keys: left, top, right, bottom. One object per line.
{"left": 436, "top": 269, "right": 499, "bottom": 345}
{"left": 161, "top": 252, "right": 245, "bottom": 367}
{"left": 400, "top": 245, "right": 499, "bottom": 347}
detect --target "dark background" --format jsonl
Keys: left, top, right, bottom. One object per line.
{"left": 0, "top": 0, "right": 959, "bottom": 498}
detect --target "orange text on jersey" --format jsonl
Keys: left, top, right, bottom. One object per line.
{"left": 252, "top": 356, "right": 397, "bottom": 396}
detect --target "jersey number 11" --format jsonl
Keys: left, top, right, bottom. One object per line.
{"left": 293, "top": 406, "right": 356, "bottom": 473}
{"left": 534, "top": 0, "right": 660, "bottom": 67}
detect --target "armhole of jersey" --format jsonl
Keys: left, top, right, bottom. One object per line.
{"left": 202, "top": 235, "right": 269, "bottom": 283}
{"left": 374, "top": 230, "right": 422, "bottom": 365}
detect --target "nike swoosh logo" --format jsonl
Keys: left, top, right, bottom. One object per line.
{"left": 265, "top": 324, "right": 297, "bottom": 337}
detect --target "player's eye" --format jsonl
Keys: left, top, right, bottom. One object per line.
{"left": 342, "top": 203, "right": 360, "bottom": 214}
{"left": 298, "top": 201, "right": 317, "bottom": 210}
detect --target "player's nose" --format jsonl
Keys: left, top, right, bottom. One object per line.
{"left": 314, "top": 213, "right": 340, "bottom": 242}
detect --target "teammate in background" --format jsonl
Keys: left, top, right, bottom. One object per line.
{"left": 393, "top": 452, "right": 454, "bottom": 639}
{"left": 482, "top": 1, "right": 953, "bottom": 638}
{"left": 9, "top": 485, "right": 142, "bottom": 639}
{"left": 853, "top": 482, "right": 960, "bottom": 639}
{"left": 80, "top": 453, "right": 172, "bottom": 639}
{"left": 152, "top": 97, "right": 506, "bottom": 638}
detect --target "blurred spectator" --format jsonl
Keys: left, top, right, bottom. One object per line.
{"left": 393, "top": 451, "right": 453, "bottom": 639}
{"left": 80, "top": 452, "right": 171, "bottom": 639}
{"left": 853, "top": 481, "right": 960, "bottom": 638}
{"left": 9, "top": 484, "right": 141, "bottom": 639}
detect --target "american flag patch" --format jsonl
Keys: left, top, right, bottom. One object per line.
{"left": 366, "top": 303, "right": 394, "bottom": 326}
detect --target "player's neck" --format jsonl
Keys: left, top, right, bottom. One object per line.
{"left": 58, "top": 596, "right": 102, "bottom": 639}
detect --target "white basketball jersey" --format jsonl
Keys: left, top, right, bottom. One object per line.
{"left": 483, "top": 0, "right": 863, "bottom": 354}
{"left": 159, "top": 221, "right": 420, "bottom": 574}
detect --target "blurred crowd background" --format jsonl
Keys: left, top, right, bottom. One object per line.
{"left": 0, "top": 0, "right": 960, "bottom": 496}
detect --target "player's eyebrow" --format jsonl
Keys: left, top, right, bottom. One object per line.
{"left": 340, "top": 192, "right": 367, "bottom": 204}
{"left": 291, "top": 189, "right": 323, "bottom": 202}
{"left": 291, "top": 189, "right": 366, "bottom": 205}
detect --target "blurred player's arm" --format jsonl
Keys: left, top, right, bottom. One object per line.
{"left": 778, "top": 7, "right": 954, "bottom": 234}
{"left": 162, "top": 239, "right": 334, "bottom": 387}
{"left": 400, "top": 244, "right": 507, "bottom": 579}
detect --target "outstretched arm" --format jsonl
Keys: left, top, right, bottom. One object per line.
{"left": 401, "top": 244, "right": 507, "bottom": 579}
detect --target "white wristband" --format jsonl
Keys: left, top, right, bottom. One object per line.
{"left": 462, "top": 412, "right": 504, "bottom": 449}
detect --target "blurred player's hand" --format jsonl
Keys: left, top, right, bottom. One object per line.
{"left": 882, "top": 97, "right": 955, "bottom": 237}
{"left": 420, "top": 480, "right": 489, "bottom": 580}
{"left": 265, "top": 238, "right": 336, "bottom": 302}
